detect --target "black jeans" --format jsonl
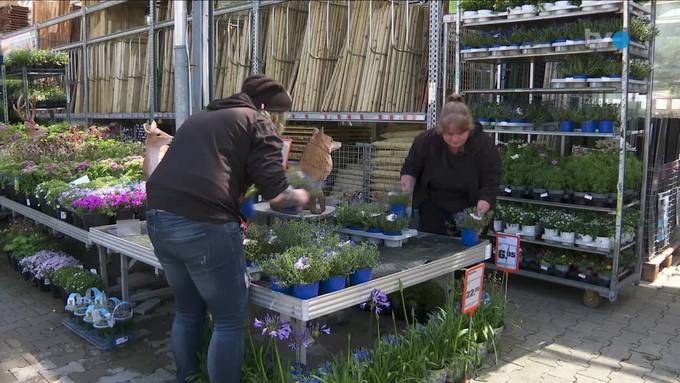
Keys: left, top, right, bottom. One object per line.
{"left": 146, "top": 210, "right": 248, "bottom": 383}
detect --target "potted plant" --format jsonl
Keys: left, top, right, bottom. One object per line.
{"left": 71, "top": 193, "right": 112, "bottom": 230}
{"left": 349, "top": 242, "right": 379, "bottom": 285}
{"left": 386, "top": 190, "right": 411, "bottom": 217}
{"left": 630, "top": 16, "right": 659, "bottom": 44}
{"left": 493, "top": 204, "right": 505, "bottom": 232}
{"left": 595, "top": 103, "right": 618, "bottom": 134}
{"left": 543, "top": 162, "right": 566, "bottom": 202}
{"left": 320, "top": 244, "right": 354, "bottom": 294}
{"left": 382, "top": 214, "right": 409, "bottom": 245}
{"left": 360, "top": 205, "right": 385, "bottom": 234}
{"left": 575, "top": 213, "right": 596, "bottom": 246}
{"left": 553, "top": 253, "right": 572, "bottom": 276}
{"left": 502, "top": 204, "right": 521, "bottom": 234}
{"left": 286, "top": 246, "right": 330, "bottom": 299}
{"left": 518, "top": 208, "right": 539, "bottom": 238}
{"left": 550, "top": 107, "right": 575, "bottom": 132}
{"left": 588, "top": 156, "right": 614, "bottom": 207}
{"left": 630, "top": 59, "right": 653, "bottom": 80}
{"left": 240, "top": 185, "right": 258, "bottom": 219}
{"left": 565, "top": 155, "right": 591, "bottom": 204}
{"left": 594, "top": 216, "right": 614, "bottom": 250}
{"left": 577, "top": 105, "right": 598, "bottom": 133}
{"left": 335, "top": 203, "right": 361, "bottom": 229}
{"left": 538, "top": 252, "right": 553, "bottom": 273}
{"left": 539, "top": 209, "right": 560, "bottom": 240}
{"left": 554, "top": 212, "right": 577, "bottom": 245}
{"left": 456, "top": 207, "right": 492, "bottom": 247}
{"left": 596, "top": 263, "right": 613, "bottom": 286}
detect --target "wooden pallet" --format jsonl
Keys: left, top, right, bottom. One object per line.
{"left": 642, "top": 244, "right": 678, "bottom": 282}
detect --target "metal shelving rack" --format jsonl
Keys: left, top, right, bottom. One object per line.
{"left": 6, "top": 0, "right": 443, "bottom": 129}
{"left": 447, "top": 0, "right": 656, "bottom": 305}
{"left": 0, "top": 65, "right": 71, "bottom": 124}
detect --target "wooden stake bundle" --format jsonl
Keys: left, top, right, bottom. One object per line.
{"left": 263, "top": 3, "right": 307, "bottom": 89}
{"left": 291, "top": 1, "right": 347, "bottom": 111}
{"left": 356, "top": 1, "right": 390, "bottom": 112}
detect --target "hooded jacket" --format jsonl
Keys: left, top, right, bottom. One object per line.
{"left": 146, "top": 93, "right": 289, "bottom": 223}
{"left": 400, "top": 124, "right": 501, "bottom": 214}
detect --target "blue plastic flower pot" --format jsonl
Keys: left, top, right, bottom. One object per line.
{"left": 349, "top": 225, "right": 362, "bottom": 231}
{"left": 491, "top": 44, "right": 501, "bottom": 49}
{"left": 461, "top": 228, "right": 480, "bottom": 247}
{"left": 271, "top": 279, "right": 290, "bottom": 294}
{"left": 572, "top": 74, "right": 588, "bottom": 80}
{"left": 554, "top": 38, "right": 567, "bottom": 44}
{"left": 510, "top": 119, "right": 527, "bottom": 123}
{"left": 581, "top": 120, "right": 597, "bottom": 133}
{"left": 246, "top": 260, "right": 253, "bottom": 268}
{"left": 240, "top": 197, "right": 256, "bottom": 219}
{"left": 478, "top": 118, "right": 495, "bottom": 123}
{"left": 350, "top": 268, "right": 373, "bottom": 286}
{"left": 559, "top": 121, "right": 575, "bottom": 132}
{"left": 320, "top": 275, "right": 346, "bottom": 294}
{"left": 389, "top": 203, "right": 407, "bottom": 217}
{"left": 598, "top": 120, "right": 615, "bottom": 133}
{"left": 292, "top": 281, "right": 320, "bottom": 300}
{"left": 463, "top": 45, "right": 473, "bottom": 50}
{"left": 367, "top": 227, "right": 383, "bottom": 234}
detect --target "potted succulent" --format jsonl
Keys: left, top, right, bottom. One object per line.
{"left": 348, "top": 242, "right": 379, "bottom": 286}
{"left": 456, "top": 207, "right": 492, "bottom": 247}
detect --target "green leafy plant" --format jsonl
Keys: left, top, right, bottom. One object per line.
{"left": 631, "top": 16, "right": 659, "bottom": 43}
{"left": 460, "top": 0, "right": 495, "bottom": 11}
{"left": 335, "top": 203, "right": 362, "bottom": 228}
{"left": 347, "top": 242, "right": 379, "bottom": 269}
{"left": 359, "top": 204, "right": 385, "bottom": 230}
{"left": 51, "top": 266, "right": 103, "bottom": 294}
{"left": 630, "top": 59, "right": 653, "bottom": 79}
{"left": 458, "top": 207, "right": 493, "bottom": 231}
{"left": 382, "top": 214, "right": 409, "bottom": 234}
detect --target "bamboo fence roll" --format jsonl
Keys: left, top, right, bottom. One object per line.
{"left": 291, "top": 1, "right": 347, "bottom": 111}
{"left": 158, "top": 1, "right": 174, "bottom": 112}
{"left": 321, "top": 0, "right": 370, "bottom": 111}
{"left": 263, "top": 2, "right": 307, "bottom": 90}
{"left": 215, "top": 11, "right": 257, "bottom": 99}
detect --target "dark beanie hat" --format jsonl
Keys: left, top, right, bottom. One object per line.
{"left": 241, "top": 75, "right": 293, "bottom": 112}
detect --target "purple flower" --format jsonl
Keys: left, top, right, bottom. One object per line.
{"left": 253, "top": 314, "right": 291, "bottom": 340}
{"left": 370, "top": 289, "right": 390, "bottom": 314}
{"left": 483, "top": 291, "right": 491, "bottom": 305}
{"left": 294, "top": 257, "right": 311, "bottom": 270}
{"left": 352, "top": 348, "right": 371, "bottom": 362}
{"left": 382, "top": 334, "right": 398, "bottom": 345}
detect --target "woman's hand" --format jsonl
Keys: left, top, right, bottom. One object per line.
{"left": 476, "top": 200, "right": 491, "bottom": 216}
{"left": 400, "top": 175, "right": 416, "bottom": 193}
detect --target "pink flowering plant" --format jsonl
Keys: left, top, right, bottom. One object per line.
{"left": 69, "top": 183, "right": 146, "bottom": 216}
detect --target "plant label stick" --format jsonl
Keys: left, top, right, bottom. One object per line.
{"left": 495, "top": 233, "right": 520, "bottom": 273}
{"left": 462, "top": 263, "right": 485, "bottom": 314}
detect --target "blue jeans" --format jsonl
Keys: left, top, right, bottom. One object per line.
{"left": 146, "top": 210, "right": 248, "bottom": 383}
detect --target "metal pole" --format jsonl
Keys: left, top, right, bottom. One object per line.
{"left": 148, "top": 0, "right": 156, "bottom": 121}
{"left": 610, "top": 0, "right": 631, "bottom": 299}
{"left": 426, "top": 0, "right": 442, "bottom": 130}
{"left": 637, "top": 0, "right": 656, "bottom": 275}
{"left": 454, "top": 1, "right": 461, "bottom": 95}
{"left": 1, "top": 65, "right": 7, "bottom": 124}
{"left": 191, "top": 0, "right": 209, "bottom": 112}
{"left": 208, "top": 0, "right": 215, "bottom": 102}
{"left": 442, "top": 22, "right": 449, "bottom": 106}
{"left": 82, "top": 10, "right": 89, "bottom": 124}
{"left": 251, "top": 0, "right": 261, "bottom": 74}
{"left": 173, "top": 0, "right": 190, "bottom": 127}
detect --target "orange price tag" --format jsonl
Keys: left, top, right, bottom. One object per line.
{"left": 462, "top": 263, "right": 485, "bottom": 314}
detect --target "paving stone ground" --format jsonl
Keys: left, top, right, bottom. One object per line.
{"left": 3, "top": 255, "right": 680, "bottom": 382}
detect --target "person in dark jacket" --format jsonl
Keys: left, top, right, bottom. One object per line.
{"left": 146, "top": 75, "right": 309, "bottom": 383}
{"left": 400, "top": 94, "right": 501, "bottom": 235}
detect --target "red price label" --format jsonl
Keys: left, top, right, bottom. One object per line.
{"left": 462, "top": 263, "right": 485, "bottom": 314}
{"left": 495, "top": 233, "right": 520, "bottom": 273}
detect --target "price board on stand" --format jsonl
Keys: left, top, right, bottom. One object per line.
{"left": 495, "top": 233, "right": 521, "bottom": 273}
{"left": 461, "top": 263, "right": 485, "bottom": 314}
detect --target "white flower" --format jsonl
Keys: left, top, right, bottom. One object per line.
{"left": 294, "top": 257, "right": 311, "bottom": 271}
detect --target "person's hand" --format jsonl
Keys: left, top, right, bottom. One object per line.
{"left": 476, "top": 200, "right": 491, "bottom": 216}
{"left": 400, "top": 175, "right": 416, "bottom": 193}
{"left": 269, "top": 186, "right": 310, "bottom": 210}
{"left": 294, "top": 189, "right": 311, "bottom": 207}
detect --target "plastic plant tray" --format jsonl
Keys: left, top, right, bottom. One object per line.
{"left": 62, "top": 317, "right": 139, "bottom": 351}
{"left": 337, "top": 228, "right": 419, "bottom": 247}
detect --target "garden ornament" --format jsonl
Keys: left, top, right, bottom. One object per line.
{"left": 83, "top": 304, "right": 96, "bottom": 323}
{"left": 299, "top": 128, "right": 341, "bottom": 214}
{"left": 143, "top": 120, "right": 173, "bottom": 181}
{"left": 112, "top": 301, "right": 133, "bottom": 321}
{"left": 13, "top": 95, "right": 45, "bottom": 139}
{"left": 65, "top": 293, "right": 82, "bottom": 313}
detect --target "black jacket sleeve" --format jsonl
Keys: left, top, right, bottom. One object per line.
{"left": 247, "top": 120, "right": 289, "bottom": 200}
{"left": 401, "top": 133, "right": 427, "bottom": 179}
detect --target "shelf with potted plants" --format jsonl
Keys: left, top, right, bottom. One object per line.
{"left": 455, "top": 0, "right": 649, "bottom": 27}
{"left": 459, "top": 13, "right": 653, "bottom": 63}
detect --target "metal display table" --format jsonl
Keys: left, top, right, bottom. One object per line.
{"left": 0, "top": 197, "right": 90, "bottom": 244}
{"left": 89, "top": 224, "right": 489, "bottom": 363}
{"left": 254, "top": 202, "right": 336, "bottom": 224}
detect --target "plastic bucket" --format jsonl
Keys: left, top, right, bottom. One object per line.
{"left": 350, "top": 268, "right": 373, "bottom": 285}
{"left": 389, "top": 204, "right": 407, "bottom": 217}
{"left": 559, "top": 121, "right": 575, "bottom": 132}
{"left": 581, "top": 120, "right": 597, "bottom": 133}
{"left": 461, "top": 228, "right": 480, "bottom": 246}
{"left": 270, "top": 279, "right": 290, "bottom": 294}
{"left": 320, "top": 275, "right": 346, "bottom": 294}
{"left": 292, "top": 281, "right": 320, "bottom": 300}
{"left": 598, "top": 120, "right": 615, "bottom": 133}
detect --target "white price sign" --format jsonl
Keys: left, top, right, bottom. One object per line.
{"left": 462, "top": 263, "right": 485, "bottom": 314}
{"left": 495, "top": 233, "right": 520, "bottom": 272}
{"left": 69, "top": 175, "right": 91, "bottom": 187}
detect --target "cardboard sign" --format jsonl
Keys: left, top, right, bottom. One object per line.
{"left": 495, "top": 233, "right": 520, "bottom": 272}
{"left": 462, "top": 263, "right": 485, "bottom": 314}
{"left": 281, "top": 138, "right": 293, "bottom": 170}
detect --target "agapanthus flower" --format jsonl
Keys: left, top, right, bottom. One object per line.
{"left": 352, "top": 348, "right": 371, "bottom": 362}
{"left": 381, "top": 334, "right": 399, "bottom": 345}
{"left": 362, "top": 288, "right": 390, "bottom": 314}
{"left": 482, "top": 291, "right": 491, "bottom": 305}
{"left": 253, "top": 314, "right": 291, "bottom": 340}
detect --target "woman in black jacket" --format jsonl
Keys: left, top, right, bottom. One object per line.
{"left": 400, "top": 95, "right": 501, "bottom": 235}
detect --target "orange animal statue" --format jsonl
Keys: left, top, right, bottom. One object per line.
{"left": 299, "top": 128, "right": 341, "bottom": 214}
{"left": 143, "top": 121, "right": 173, "bottom": 181}
{"left": 13, "top": 95, "right": 45, "bottom": 139}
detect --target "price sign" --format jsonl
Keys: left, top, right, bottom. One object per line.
{"left": 115, "top": 336, "right": 129, "bottom": 345}
{"left": 70, "top": 175, "right": 91, "bottom": 187}
{"left": 495, "top": 233, "right": 520, "bottom": 272}
{"left": 462, "top": 263, "right": 485, "bottom": 314}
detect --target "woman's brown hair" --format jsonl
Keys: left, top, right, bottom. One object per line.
{"left": 437, "top": 94, "right": 474, "bottom": 134}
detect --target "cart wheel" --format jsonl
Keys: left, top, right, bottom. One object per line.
{"left": 582, "top": 290, "right": 602, "bottom": 308}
